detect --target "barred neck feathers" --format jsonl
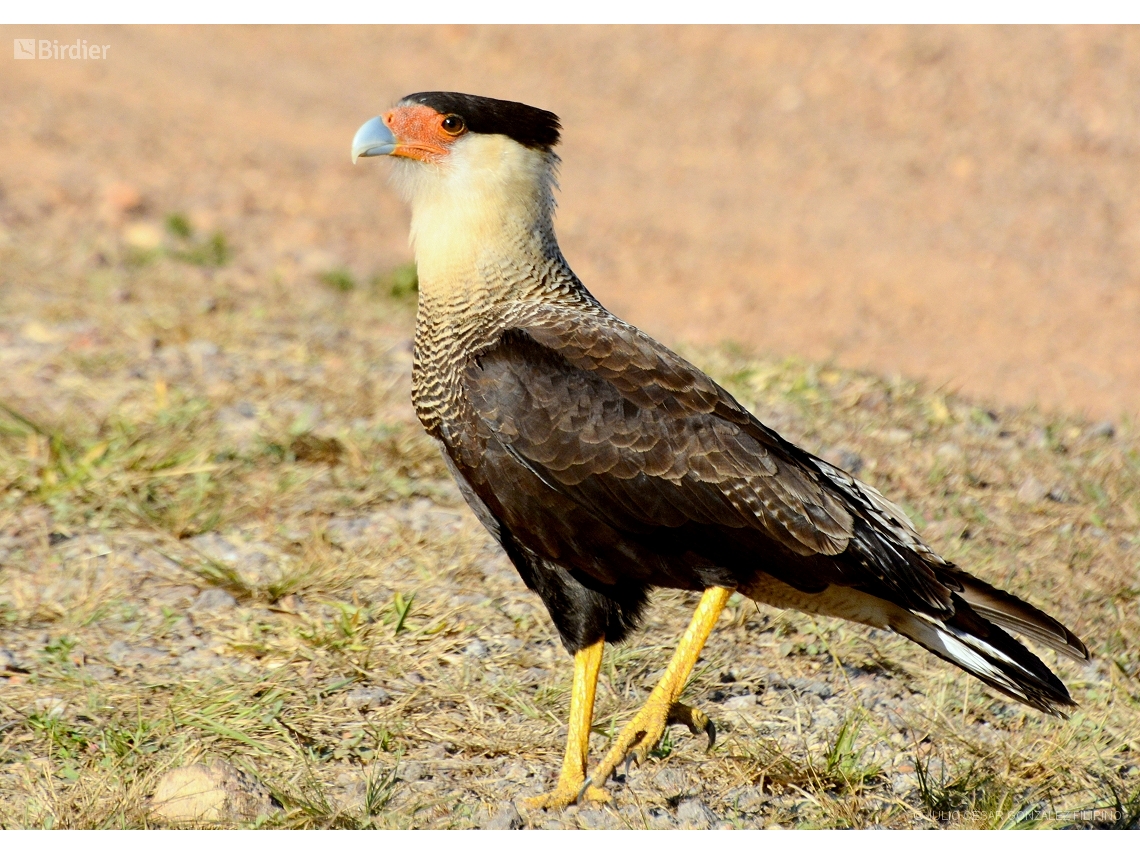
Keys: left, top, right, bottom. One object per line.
{"left": 393, "top": 132, "right": 584, "bottom": 316}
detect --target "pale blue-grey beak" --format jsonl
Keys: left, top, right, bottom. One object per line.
{"left": 352, "top": 116, "right": 397, "bottom": 163}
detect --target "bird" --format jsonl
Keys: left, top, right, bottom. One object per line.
{"left": 351, "top": 91, "right": 1088, "bottom": 810}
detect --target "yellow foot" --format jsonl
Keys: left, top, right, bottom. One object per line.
{"left": 667, "top": 701, "right": 717, "bottom": 750}
{"left": 584, "top": 699, "right": 716, "bottom": 791}
{"left": 521, "top": 777, "right": 610, "bottom": 811}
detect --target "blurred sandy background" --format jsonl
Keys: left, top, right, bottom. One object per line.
{"left": 3, "top": 25, "right": 1139, "bottom": 422}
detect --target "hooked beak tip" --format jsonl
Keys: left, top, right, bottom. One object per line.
{"left": 352, "top": 116, "right": 397, "bottom": 164}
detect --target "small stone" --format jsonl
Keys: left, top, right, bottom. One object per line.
{"left": 675, "top": 798, "right": 714, "bottom": 829}
{"left": 106, "top": 641, "right": 168, "bottom": 667}
{"left": 935, "top": 443, "right": 964, "bottom": 461}
{"left": 892, "top": 773, "right": 919, "bottom": 795}
{"left": 177, "top": 649, "right": 222, "bottom": 671}
{"left": 83, "top": 664, "right": 116, "bottom": 682}
{"left": 400, "top": 761, "right": 426, "bottom": 782}
{"left": 486, "top": 803, "right": 525, "bottom": 829}
{"left": 123, "top": 222, "right": 163, "bottom": 250}
{"left": 346, "top": 686, "right": 391, "bottom": 709}
{"left": 0, "top": 649, "right": 22, "bottom": 672}
{"left": 501, "top": 762, "right": 530, "bottom": 782}
{"left": 104, "top": 181, "right": 143, "bottom": 216}
{"left": 464, "top": 640, "right": 489, "bottom": 657}
{"left": 151, "top": 760, "right": 276, "bottom": 824}
{"left": 186, "top": 339, "right": 219, "bottom": 359}
{"left": 652, "top": 767, "right": 686, "bottom": 795}
{"left": 576, "top": 808, "right": 617, "bottom": 829}
{"left": 723, "top": 694, "right": 760, "bottom": 709}
{"left": 1016, "top": 476, "right": 1048, "bottom": 503}
{"left": 34, "top": 697, "right": 67, "bottom": 718}
{"left": 148, "top": 585, "right": 200, "bottom": 608}
{"left": 1047, "top": 486, "right": 1071, "bottom": 503}
{"left": 191, "top": 589, "right": 238, "bottom": 612}
{"left": 1088, "top": 421, "right": 1115, "bottom": 439}
{"left": 801, "top": 680, "right": 833, "bottom": 699}
{"left": 729, "top": 786, "right": 767, "bottom": 814}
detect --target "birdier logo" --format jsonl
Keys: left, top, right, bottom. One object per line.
{"left": 13, "top": 38, "right": 109, "bottom": 60}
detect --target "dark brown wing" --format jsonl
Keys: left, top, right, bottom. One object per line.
{"left": 461, "top": 305, "right": 956, "bottom": 615}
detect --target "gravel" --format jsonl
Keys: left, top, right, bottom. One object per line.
{"left": 485, "top": 804, "right": 525, "bottom": 829}
{"left": 345, "top": 686, "right": 392, "bottom": 710}
{"left": 191, "top": 589, "right": 238, "bottom": 612}
{"left": 676, "top": 798, "right": 716, "bottom": 829}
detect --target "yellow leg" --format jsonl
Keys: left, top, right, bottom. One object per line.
{"left": 584, "top": 586, "right": 732, "bottom": 792}
{"left": 522, "top": 638, "right": 609, "bottom": 810}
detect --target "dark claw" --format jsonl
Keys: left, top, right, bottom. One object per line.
{"left": 622, "top": 752, "right": 636, "bottom": 781}
{"left": 666, "top": 701, "right": 717, "bottom": 750}
{"left": 576, "top": 778, "right": 594, "bottom": 803}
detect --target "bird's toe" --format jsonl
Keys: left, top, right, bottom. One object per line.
{"left": 666, "top": 701, "right": 717, "bottom": 750}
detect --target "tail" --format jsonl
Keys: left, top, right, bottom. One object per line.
{"left": 891, "top": 570, "right": 1087, "bottom": 716}
{"left": 941, "top": 565, "right": 1089, "bottom": 661}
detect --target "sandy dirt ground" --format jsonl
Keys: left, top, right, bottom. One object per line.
{"left": 1, "top": 26, "right": 1139, "bottom": 830}
{"left": 3, "top": 25, "right": 1139, "bottom": 424}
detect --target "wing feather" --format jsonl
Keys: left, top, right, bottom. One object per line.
{"left": 463, "top": 306, "right": 957, "bottom": 613}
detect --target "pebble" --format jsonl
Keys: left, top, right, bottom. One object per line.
{"left": 177, "top": 650, "right": 223, "bottom": 671}
{"left": 147, "top": 586, "right": 200, "bottom": 608}
{"left": 464, "top": 640, "right": 489, "bottom": 658}
{"left": 0, "top": 649, "right": 21, "bottom": 672}
{"left": 485, "top": 804, "right": 525, "bottom": 829}
{"left": 346, "top": 686, "right": 392, "bottom": 709}
{"left": 33, "top": 697, "right": 68, "bottom": 718}
{"left": 500, "top": 762, "right": 531, "bottom": 783}
{"left": 723, "top": 694, "right": 760, "bottom": 709}
{"left": 103, "top": 181, "right": 143, "bottom": 217}
{"left": 676, "top": 798, "right": 715, "bottom": 829}
{"left": 83, "top": 664, "right": 116, "bottom": 682}
{"left": 150, "top": 760, "right": 277, "bottom": 824}
{"left": 123, "top": 222, "right": 162, "bottom": 250}
{"left": 651, "top": 767, "right": 687, "bottom": 795}
{"left": 785, "top": 677, "right": 833, "bottom": 699}
{"left": 1088, "top": 421, "right": 1115, "bottom": 439}
{"left": 576, "top": 808, "right": 619, "bottom": 829}
{"left": 727, "top": 786, "right": 768, "bottom": 814}
{"left": 191, "top": 589, "right": 238, "bottom": 612}
{"left": 106, "top": 641, "right": 168, "bottom": 667}
{"left": 1016, "top": 476, "right": 1048, "bottom": 503}
{"left": 400, "top": 761, "right": 426, "bottom": 782}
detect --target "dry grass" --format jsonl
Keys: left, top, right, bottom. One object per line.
{"left": 1, "top": 221, "right": 1138, "bottom": 829}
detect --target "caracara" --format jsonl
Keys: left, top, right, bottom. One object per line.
{"left": 352, "top": 92, "right": 1088, "bottom": 809}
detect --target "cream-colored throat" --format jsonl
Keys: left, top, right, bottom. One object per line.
{"left": 394, "top": 134, "right": 559, "bottom": 298}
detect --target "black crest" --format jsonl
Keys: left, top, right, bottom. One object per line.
{"left": 400, "top": 91, "right": 561, "bottom": 151}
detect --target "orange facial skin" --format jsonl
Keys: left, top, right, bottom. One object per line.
{"left": 384, "top": 104, "right": 465, "bottom": 164}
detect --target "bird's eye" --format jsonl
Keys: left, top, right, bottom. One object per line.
{"left": 441, "top": 114, "right": 466, "bottom": 135}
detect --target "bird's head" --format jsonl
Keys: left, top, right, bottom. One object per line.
{"left": 353, "top": 92, "right": 560, "bottom": 204}
{"left": 353, "top": 92, "right": 565, "bottom": 286}
{"left": 353, "top": 92, "right": 560, "bottom": 165}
